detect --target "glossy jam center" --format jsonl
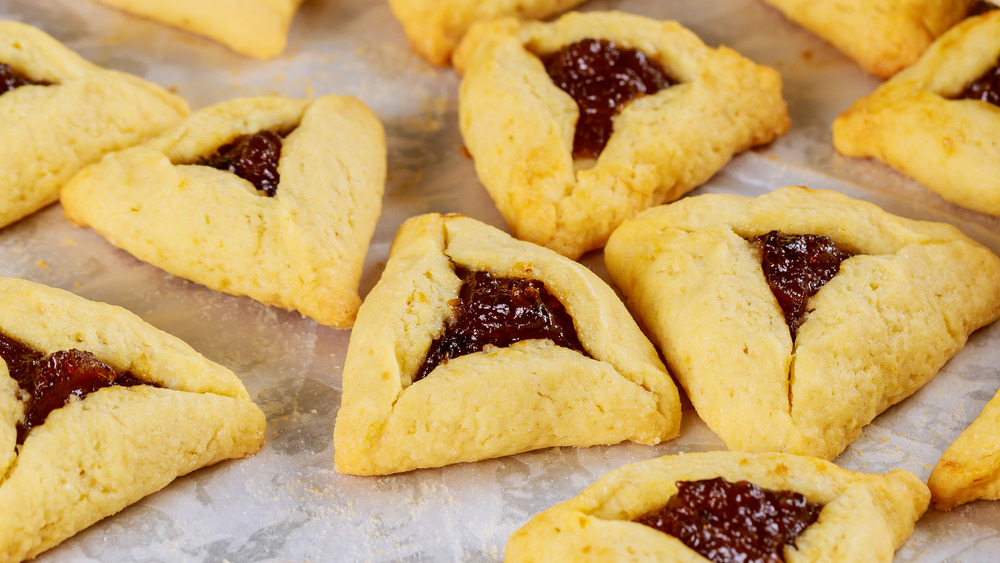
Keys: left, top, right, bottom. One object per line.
{"left": 414, "top": 268, "right": 587, "bottom": 382}
{"left": 750, "top": 231, "right": 854, "bottom": 339}
{"left": 634, "top": 477, "right": 824, "bottom": 563}
{"left": 539, "top": 38, "right": 674, "bottom": 160}
{"left": 954, "top": 56, "right": 1000, "bottom": 107}
{"left": 0, "top": 62, "right": 50, "bottom": 95}
{"left": 0, "top": 331, "right": 148, "bottom": 444}
{"left": 196, "top": 128, "right": 293, "bottom": 196}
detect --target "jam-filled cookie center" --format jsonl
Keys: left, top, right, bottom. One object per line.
{"left": 0, "top": 331, "right": 151, "bottom": 444}
{"left": 414, "top": 267, "right": 588, "bottom": 382}
{"left": 634, "top": 477, "right": 824, "bottom": 563}
{"left": 750, "top": 231, "right": 854, "bottom": 339}
{"left": 0, "top": 62, "right": 51, "bottom": 95}
{"left": 953, "top": 55, "right": 1000, "bottom": 107}
{"left": 196, "top": 128, "right": 294, "bottom": 196}
{"left": 538, "top": 38, "right": 674, "bottom": 160}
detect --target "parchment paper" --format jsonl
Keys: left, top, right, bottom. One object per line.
{"left": 1, "top": 0, "right": 999, "bottom": 561}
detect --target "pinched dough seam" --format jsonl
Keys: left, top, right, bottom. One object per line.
{"left": 390, "top": 242, "right": 663, "bottom": 414}
{"left": 668, "top": 224, "right": 959, "bottom": 423}
{"left": 0, "top": 387, "right": 233, "bottom": 487}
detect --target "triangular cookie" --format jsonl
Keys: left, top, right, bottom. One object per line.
{"left": 929, "top": 386, "right": 1000, "bottom": 510}
{"left": 605, "top": 186, "right": 1000, "bottom": 460}
{"left": 0, "top": 20, "right": 188, "bottom": 230}
{"left": 333, "top": 213, "right": 681, "bottom": 475}
{"left": 758, "top": 0, "right": 975, "bottom": 78}
{"left": 61, "top": 95, "right": 386, "bottom": 329}
{"left": 507, "top": 451, "right": 930, "bottom": 562}
{"left": 453, "top": 11, "right": 789, "bottom": 259}
{"left": 389, "top": 0, "right": 584, "bottom": 65}
{"left": 833, "top": 9, "right": 1000, "bottom": 217}
{"left": 91, "top": 0, "right": 305, "bottom": 59}
{"left": 0, "top": 277, "right": 265, "bottom": 562}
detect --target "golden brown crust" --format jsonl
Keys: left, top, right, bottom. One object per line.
{"left": 0, "top": 20, "right": 188, "bottom": 229}
{"left": 758, "top": 0, "right": 976, "bottom": 78}
{"left": 0, "top": 277, "right": 265, "bottom": 562}
{"left": 61, "top": 95, "right": 386, "bottom": 329}
{"left": 92, "top": 0, "right": 305, "bottom": 59}
{"left": 604, "top": 186, "right": 1000, "bottom": 460}
{"left": 833, "top": 10, "right": 1000, "bottom": 217}
{"left": 333, "top": 213, "right": 681, "bottom": 475}
{"left": 389, "top": 0, "right": 584, "bottom": 65}
{"left": 455, "top": 11, "right": 789, "bottom": 259}
{"left": 505, "top": 451, "right": 930, "bottom": 562}
{"left": 929, "top": 387, "right": 1000, "bottom": 510}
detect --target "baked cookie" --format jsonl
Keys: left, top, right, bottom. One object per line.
{"left": 0, "top": 20, "right": 188, "bottom": 230}
{"left": 61, "top": 95, "right": 386, "bottom": 329}
{"left": 333, "top": 213, "right": 681, "bottom": 475}
{"left": 929, "top": 385, "right": 1000, "bottom": 510}
{"left": 92, "top": 0, "right": 305, "bottom": 59}
{"left": 833, "top": 9, "right": 1000, "bottom": 217}
{"left": 389, "top": 0, "right": 584, "bottom": 65}
{"left": 454, "top": 11, "right": 789, "bottom": 259}
{"left": 0, "top": 277, "right": 265, "bottom": 562}
{"left": 506, "top": 451, "right": 930, "bottom": 562}
{"left": 604, "top": 186, "right": 1000, "bottom": 460}
{"left": 758, "top": 0, "right": 976, "bottom": 78}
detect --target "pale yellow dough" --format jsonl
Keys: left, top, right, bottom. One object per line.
{"left": 758, "top": 0, "right": 975, "bottom": 78}
{"left": 92, "top": 0, "right": 304, "bottom": 59}
{"left": 833, "top": 10, "right": 1000, "bottom": 217}
{"left": 454, "top": 11, "right": 789, "bottom": 259}
{"left": 929, "top": 385, "right": 1000, "bottom": 510}
{"left": 61, "top": 95, "right": 386, "bottom": 329}
{"left": 0, "top": 277, "right": 265, "bottom": 562}
{"left": 604, "top": 186, "right": 1000, "bottom": 460}
{"left": 0, "top": 20, "right": 188, "bottom": 230}
{"left": 333, "top": 214, "right": 681, "bottom": 475}
{"left": 505, "top": 451, "right": 930, "bottom": 562}
{"left": 389, "top": 0, "right": 584, "bottom": 65}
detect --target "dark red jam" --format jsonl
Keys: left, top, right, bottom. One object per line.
{"left": 196, "top": 128, "right": 293, "bottom": 196}
{"left": 750, "top": 231, "right": 854, "bottom": 339}
{"left": 954, "top": 56, "right": 1000, "bottom": 107}
{"left": 968, "top": 1, "right": 997, "bottom": 17}
{"left": 634, "top": 477, "right": 824, "bottom": 563}
{"left": 539, "top": 38, "right": 674, "bottom": 160}
{"left": 0, "top": 62, "right": 50, "bottom": 95}
{"left": 414, "top": 267, "right": 588, "bottom": 382}
{"left": 0, "top": 332, "right": 148, "bottom": 444}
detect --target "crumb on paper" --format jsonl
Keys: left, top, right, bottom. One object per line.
{"left": 36, "top": 260, "right": 49, "bottom": 269}
{"left": 60, "top": 238, "right": 78, "bottom": 247}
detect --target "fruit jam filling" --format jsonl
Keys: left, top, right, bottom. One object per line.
{"left": 415, "top": 267, "right": 587, "bottom": 382}
{"left": 0, "top": 331, "right": 150, "bottom": 444}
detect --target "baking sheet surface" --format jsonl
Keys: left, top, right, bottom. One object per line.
{"left": 2, "top": 0, "right": 999, "bottom": 561}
